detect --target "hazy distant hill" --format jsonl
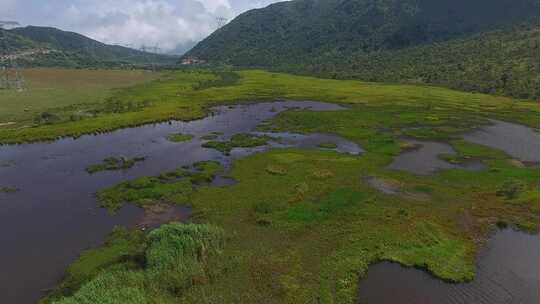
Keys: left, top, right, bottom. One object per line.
{"left": 185, "top": 0, "right": 540, "bottom": 99}
{"left": 0, "top": 26, "right": 178, "bottom": 68}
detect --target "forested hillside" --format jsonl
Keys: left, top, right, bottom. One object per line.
{"left": 1, "top": 26, "right": 177, "bottom": 68}
{"left": 294, "top": 25, "right": 540, "bottom": 99}
{"left": 184, "top": 0, "right": 540, "bottom": 99}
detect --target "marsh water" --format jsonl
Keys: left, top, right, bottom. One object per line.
{"left": 0, "top": 101, "right": 360, "bottom": 304}
{"left": 357, "top": 229, "right": 540, "bottom": 304}
{"left": 464, "top": 120, "right": 540, "bottom": 164}
{"left": 389, "top": 119, "right": 540, "bottom": 175}
{"left": 388, "top": 139, "right": 485, "bottom": 175}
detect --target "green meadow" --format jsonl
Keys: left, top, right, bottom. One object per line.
{"left": 0, "top": 69, "right": 159, "bottom": 129}
{"left": 1, "top": 69, "right": 539, "bottom": 143}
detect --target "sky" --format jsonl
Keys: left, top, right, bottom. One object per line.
{"left": 0, "top": 0, "right": 283, "bottom": 54}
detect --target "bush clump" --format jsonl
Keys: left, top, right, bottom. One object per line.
{"left": 52, "top": 223, "right": 226, "bottom": 304}
{"left": 496, "top": 179, "right": 526, "bottom": 200}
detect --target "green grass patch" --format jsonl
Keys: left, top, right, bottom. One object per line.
{"left": 86, "top": 156, "right": 146, "bottom": 174}
{"left": 167, "top": 132, "right": 194, "bottom": 143}
{"left": 0, "top": 186, "right": 19, "bottom": 193}
{"left": 97, "top": 161, "right": 223, "bottom": 212}
{"left": 0, "top": 69, "right": 158, "bottom": 129}
{"left": 201, "top": 132, "right": 223, "bottom": 140}
{"left": 202, "top": 133, "right": 272, "bottom": 154}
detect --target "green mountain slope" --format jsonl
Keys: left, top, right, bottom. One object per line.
{"left": 1, "top": 26, "right": 178, "bottom": 68}
{"left": 184, "top": 0, "right": 540, "bottom": 99}
{"left": 298, "top": 25, "right": 540, "bottom": 99}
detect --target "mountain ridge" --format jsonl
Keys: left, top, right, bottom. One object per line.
{"left": 1, "top": 26, "right": 178, "bottom": 68}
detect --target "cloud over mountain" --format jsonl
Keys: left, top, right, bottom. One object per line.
{"left": 0, "top": 0, "right": 282, "bottom": 54}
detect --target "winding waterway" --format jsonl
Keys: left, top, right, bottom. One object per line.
{"left": 0, "top": 101, "right": 358, "bottom": 304}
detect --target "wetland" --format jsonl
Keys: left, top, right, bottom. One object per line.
{"left": 0, "top": 69, "right": 539, "bottom": 304}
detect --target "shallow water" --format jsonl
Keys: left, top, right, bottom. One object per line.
{"left": 364, "top": 177, "right": 401, "bottom": 195}
{"left": 257, "top": 132, "right": 364, "bottom": 155}
{"left": 464, "top": 120, "right": 540, "bottom": 163}
{"left": 0, "top": 101, "right": 360, "bottom": 304}
{"left": 357, "top": 229, "right": 540, "bottom": 304}
{"left": 388, "top": 139, "right": 485, "bottom": 175}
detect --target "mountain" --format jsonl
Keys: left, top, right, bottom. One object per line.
{"left": 0, "top": 26, "right": 178, "bottom": 68}
{"left": 184, "top": 0, "right": 540, "bottom": 99}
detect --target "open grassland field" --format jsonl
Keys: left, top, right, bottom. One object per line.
{"left": 0, "top": 69, "right": 159, "bottom": 129}
{"left": 30, "top": 69, "right": 540, "bottom": 304}
{"left": 0, "top": 69, "right": 539, "bottom": 144}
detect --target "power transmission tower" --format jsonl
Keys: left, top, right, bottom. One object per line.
{"left": 216, "top": 17, "right": 228, "bottom": 29}
{"left": 139, "top": 43, "right": 161, "bottom": 72}
{"left": 139, "top": 44, "right": 152, "bottom": 72}
{"left": 0, "top": 21, "right": 25, "bottom": 91}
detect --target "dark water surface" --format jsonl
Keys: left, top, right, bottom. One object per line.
{"left": 464, "top": 120, "right": 540, "bottom": 163}
{"left": 358, "top": 229, "right": 540, "bottom": 304}
{"left": 388, "top": 139, "right": 485, "bottom": 175}
{"left": 0, "top": 101, "right": 359, "bottom": 304}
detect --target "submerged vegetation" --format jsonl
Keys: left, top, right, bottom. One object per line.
{"left": 202, "top": 133, "right": 273, "bottom": 154}
{"left": 200, "top": 132, "right": 223, "bottom": 140}
{"left": 85, "top": 156, "right": 146, "bottom": 174}
{"left": 318, "top": 142, "right": 338, "bottom": 149}
{"left": 0, "top": 186, "right": 19, "bottom": 193}
{"left": 167, "top": 132, "right": 194, "bottom": 143}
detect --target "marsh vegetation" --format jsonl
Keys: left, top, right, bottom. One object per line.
{"left": 86, "top": 157, "right": 146, "bottom": 174}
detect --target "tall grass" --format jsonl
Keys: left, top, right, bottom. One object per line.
{"left": 54, "top": 223, "right": 226, "bottom": 304}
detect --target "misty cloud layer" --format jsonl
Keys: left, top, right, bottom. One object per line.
{"left": 0, "top": 0, "right": 282, "bottom": 54}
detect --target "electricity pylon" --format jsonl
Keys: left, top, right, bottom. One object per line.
{"left": 139, "top": 43, "right": 161, "bottom": 72}
{"left": 0, "top": 21, "right": 25, "bottom": 91}
{"left": 216, "top": 17, "right": 228, "bottom": 29}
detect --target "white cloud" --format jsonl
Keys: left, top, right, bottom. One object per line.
{"left": 0, "top": 0, "right": 283, "bottom": 54}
